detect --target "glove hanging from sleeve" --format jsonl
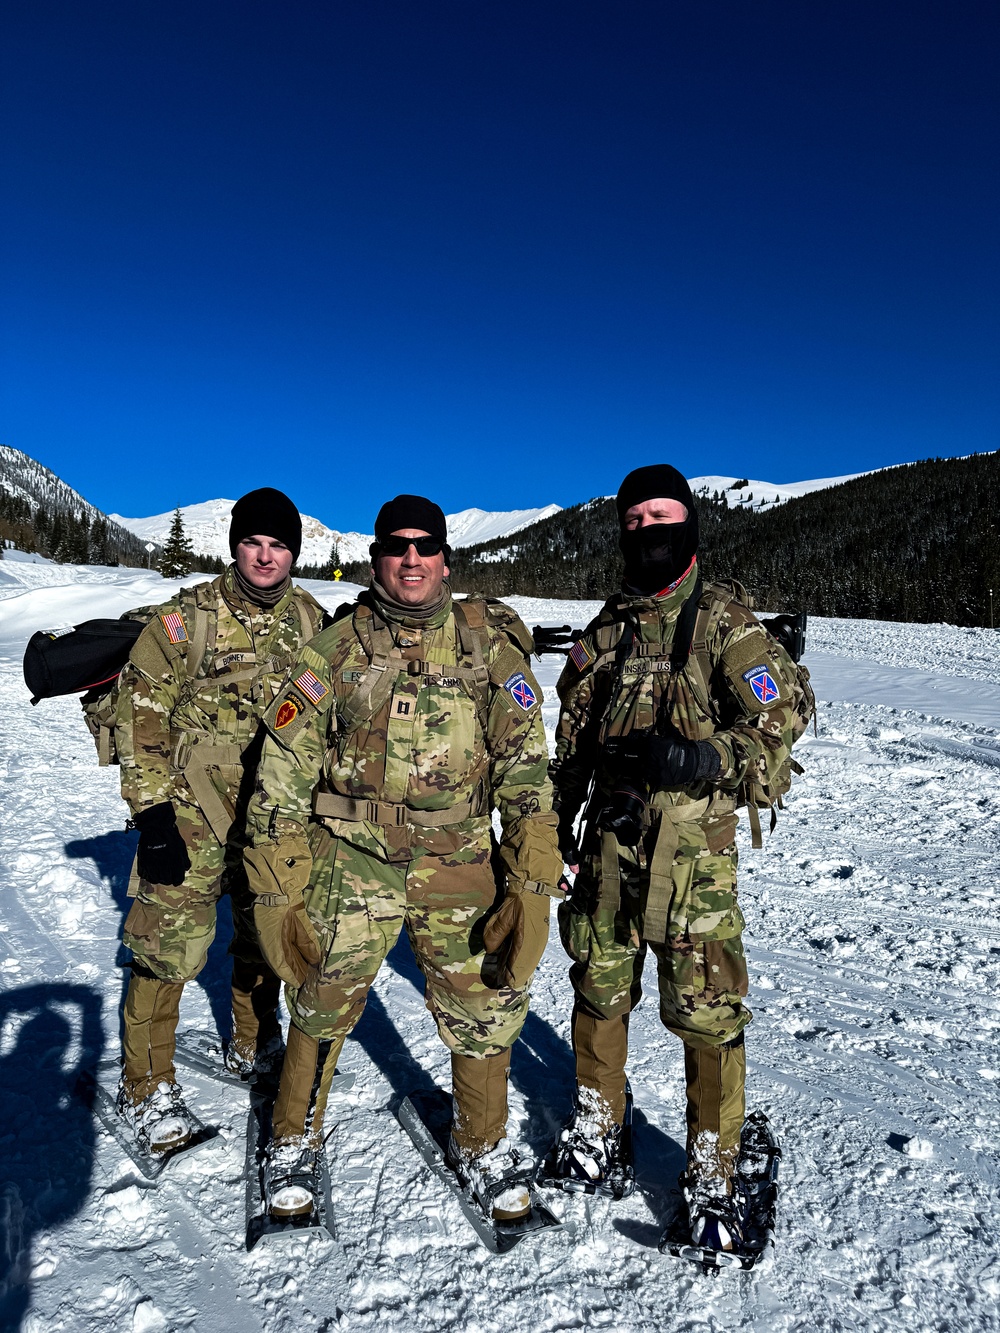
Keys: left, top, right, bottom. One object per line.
{"left": 131, "top": 803, "right": 191, "bottom": 886}
{"left": 243, "top": 834, "right": 321, "bottom": 987}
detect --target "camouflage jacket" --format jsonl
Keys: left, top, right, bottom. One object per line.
{"left": 246, "top": 587, "right": 560, "bottom": 888}
{"left": 116, "top": 567, "right": 327, "bottom": 832}
{"left": 551, "top": 560, "right": 807, "bottom": 831}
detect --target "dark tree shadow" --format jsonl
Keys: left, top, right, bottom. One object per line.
{"left": 64, "top": 834, "right": 234, "bottom": 1041}
{"left": 0, "top": 984, "right": 103, "bottom": 1331}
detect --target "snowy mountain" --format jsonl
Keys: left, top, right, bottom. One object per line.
{"left": 109, "top": 499, "right": 564, "bottom": 566}
{"left": 0, "top": 555, "right": 998, "bottom": 1330}
{"left": 0, "top": 445, "right": 105, "bottom": 520}
{"left": 688, "top": 471, "right": 871, "bottom": 510}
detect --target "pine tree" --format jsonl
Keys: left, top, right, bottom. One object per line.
{"left": 159, "top": 508, "right": 195, "bottom": 578}
{"left": 321, "top": 538, "right": 341, "bottom": 580}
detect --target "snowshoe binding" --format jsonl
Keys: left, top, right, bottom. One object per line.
{"left": 81, "top": 1068, "right": 220, "bottom": 1180}
{"left": 539, "top": 1083, "right": 636, "bottom": 1200}
{"left": 397, "top": 1090, "right": 562, "bottom": 1255}
{"left": 659, "top": 1111, "right": 781, "bottom": 1272}
{"left": 244, "top": 1088, "right": 335, "bottom": 1250}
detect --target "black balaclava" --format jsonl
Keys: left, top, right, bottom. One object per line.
{"left": 370, "top": 494, "right": 450, "bottom": 562}
{"left": 229, "top": 488, "right": 302, "bottom": 562}
{"left": 616, "top": 464, "right": 699, "bottom": 594}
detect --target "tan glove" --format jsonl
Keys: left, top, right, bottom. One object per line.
{"left": 483, "top": 884, "right": 553, "bottom": 990}
{"left": 244, "top": 836, "right": 321, "bottom": 987}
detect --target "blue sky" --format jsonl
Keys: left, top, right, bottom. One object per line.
{"left": 2, "top": 2, "right": 997, "bottom": 530}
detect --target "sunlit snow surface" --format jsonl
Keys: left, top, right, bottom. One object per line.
{"left": 1, "top": 560, "right": 999, "bottom": 1332}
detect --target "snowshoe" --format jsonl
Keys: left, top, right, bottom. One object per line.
{"left": 80, "top": 1068, "right": 220, "bottom": 1180}
{"left": 538, "top": 1083, "right": 635, "bottom": 1200}
{"left": 658, "top": 1111, "right": 780, "bottom": 1272}
{"left": 397, "top": 1090, "right": 562, "bottom": 1255}
{"left": 244, "top": 1087, "right": 336, "bottom": 1250}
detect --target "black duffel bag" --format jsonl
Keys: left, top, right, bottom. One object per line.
{"left": 23, "top": 617, "right": 147, "bottom": 705}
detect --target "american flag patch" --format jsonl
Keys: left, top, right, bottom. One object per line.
{"left": 293, "top": 668, "right": 329, "bottom": 705}
{"left": 569, "top": 639, "right": 595, "bottom": 671}
{"left": 160, "top": 611, "right": 187, "bottom": 643}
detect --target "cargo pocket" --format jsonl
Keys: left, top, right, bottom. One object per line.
{"left": 123, "top": 899, "right": 161, "bottom": 955}
{"left": 702, "top": 933, "right": 749, "bottom": 998}
{"left": 558, "top": 897, "right": 593, "bottom": 967}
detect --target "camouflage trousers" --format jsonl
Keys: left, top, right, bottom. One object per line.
{"left": 558, "top": 810, "right": 751, "bottom": 1049}
{"left": 123, "top": 800, "right": 266, "bottom": 984}
{"left": 285, "top": 818, "right": 531, "bottom": 1057}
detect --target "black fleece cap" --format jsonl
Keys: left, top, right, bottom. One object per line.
{"left": 229, "top": 488, "right": 302, "bottom": 561}
{"left": 615, "top": 465, "right": 696, "bottom": 524}
{"left": 373, "top": 494, "right": 447, "bottom": 543}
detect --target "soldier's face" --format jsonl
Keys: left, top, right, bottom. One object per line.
{"left": 623, "top": 498, "right": 688, "bottom": 529}
{"left": 235, "top": 535, "right": 294, "bottom": 588}
{"left": 375, "top": 528, "right": 450, "bottom": 606}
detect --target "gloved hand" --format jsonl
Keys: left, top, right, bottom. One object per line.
{"left": 243, "top": 835, "right": 321, "bottom": 987}
{"left": 605, "top": 726, "right": 721, "bottom": 789}
{"left": 483, "top": 883, "right": 555, "bottom": 990}
{"left": 132, "top": 803, "right": 190, "bottom": 886}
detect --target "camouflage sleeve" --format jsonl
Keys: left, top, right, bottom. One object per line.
{"left": 245, "top": 641, "right": 336, "bottom": 845}
{"left": 115, "top": 617, "right": 185, "bottom": 814}
{"left": 548, "top": 625, "right": 602, "bottom": 824}
{"left": 485, "top": 636, "right": 562, "bottom": 890}
{"left": 703, "top": 612, "right": 802, "bottom": 790}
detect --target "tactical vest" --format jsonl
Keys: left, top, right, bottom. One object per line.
{"left": 312, "top": 595, "right": 535, "bottom": 829}
{"left": 86, "top": 581, "right": 324, "bottom": 840}
{"left": 588, "top": 578, "right": 815, "bottom": 846}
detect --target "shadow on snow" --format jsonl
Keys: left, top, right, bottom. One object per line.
{"left": 0, "top": 983, "right": 103, "bottom": 1331}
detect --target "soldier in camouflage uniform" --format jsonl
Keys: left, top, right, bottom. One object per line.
{"left": 244, "top": 494, "right": 564, "bottom": 1223}
{"left": 115, "top": 489, "right": 328, "bottom": 1153}
{"left": 547, "top": 465, "right": 810, "bottom": 1252}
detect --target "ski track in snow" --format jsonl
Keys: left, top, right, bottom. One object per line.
{"left": 0, "top": 563, "right": 998, "bottom": 1331}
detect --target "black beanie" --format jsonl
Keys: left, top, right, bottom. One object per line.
{"left": 373, "top": 495, "right": 448, "bottom": 544}
{"left": 229, "top": 488, "right": 302, "bottom": 561}
{"left": 615, "top": 465, "right": 696, "bottom": 524}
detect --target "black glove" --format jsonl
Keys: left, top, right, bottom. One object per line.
{"left": 131, "top": 802, "right": 191, "bottom": 886}
{"left": 645, "top": 726, "right": 722, "bottom": 787}
{"left": 605, "top": 727, "right": 721, "bottom": 789}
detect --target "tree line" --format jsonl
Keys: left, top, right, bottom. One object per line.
{"left": 0, "top": 488, "right": 152, "bottom": 568}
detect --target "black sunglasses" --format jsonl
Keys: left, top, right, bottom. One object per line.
{"left": 371, "top": 535, "right": 447, "bottom": 558}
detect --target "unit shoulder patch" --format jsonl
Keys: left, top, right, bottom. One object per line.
{"left": 742, "top": 664, "right": 780, "bottom": 706}
{"left": 160, "top": 610, "right": 188, "bottom": 644}
{"left": 503, "top": 671, "right": 537, "bottom": 711}
{"left": 274, "top": 698, "right": 300, "bottom": 729}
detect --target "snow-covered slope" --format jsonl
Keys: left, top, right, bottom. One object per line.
{"left": 109, "top": 500, "right": 563, "bottom": 564}
{"left": 689, "top": 472, "right": 871, "bottom": 510}
{"left": 1, "top": 562, "right": 998, "bottom": 1332}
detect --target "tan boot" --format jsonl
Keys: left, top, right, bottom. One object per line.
{"left": 683, "top": 1034, "right": 747, "bottom": 1186}
{"left": 228, "top": 960, "right": 283, "bottom": 1077}
{"left": 120, "top": 973, "right": 184, "bottom": 1105}
{"left": 266, "top": 1025, "right": 349, "bottom": 1219}
{"left": 572, "top": 1007, "right": 629, "bottom": 1129}
{"left": 448, "top": 1050, "right": 531, "bottom": 1223}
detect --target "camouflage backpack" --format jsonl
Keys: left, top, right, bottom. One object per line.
{"left": 685, "top": 579, "right": 816, "bottom": 845}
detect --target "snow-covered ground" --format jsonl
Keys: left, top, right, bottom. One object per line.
{"left": 0, "top": 559, "right": 998, "bottom": 1332}
{"left": 109, "top": 501, "right": 563, "bottom": 566}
